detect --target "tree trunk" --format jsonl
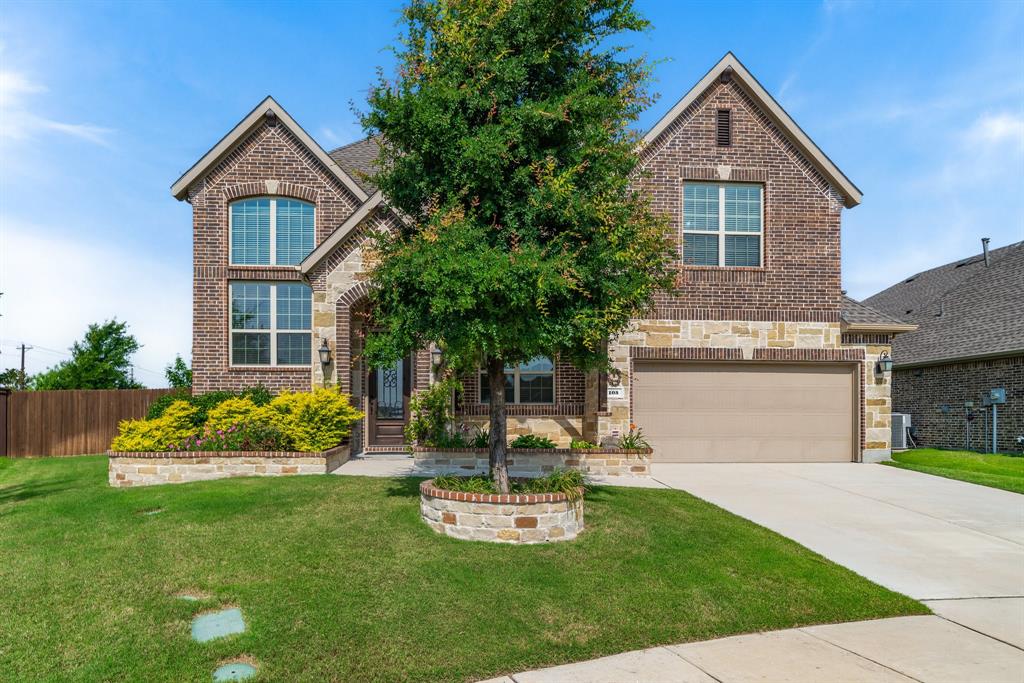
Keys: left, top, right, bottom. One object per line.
{"left": 486, "top": 356, "right": 510, "bottom": 493}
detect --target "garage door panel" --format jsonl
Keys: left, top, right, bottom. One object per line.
{"left": 634, "top": 362, "right": 855, "bottom": 463}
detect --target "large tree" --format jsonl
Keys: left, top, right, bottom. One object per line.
{"left": 362, "top": 0, "right": 673, "bottom": 491}
{"left": 164, "top": 354, "right": 193, "bottom": 390}
{"left": 31, "top": 320, "right": 144, "bottom": 390}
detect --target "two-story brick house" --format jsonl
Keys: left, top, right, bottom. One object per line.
{"left": 171, "top": 53, "right": 911, "bottom": 462}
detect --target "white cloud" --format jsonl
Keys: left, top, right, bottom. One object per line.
{"left": 0, "top": 221, "right": 191, "bottom": 386}
{"left": 0, "top": 68, "right": 114, "bottom": 146}
{"left": 967, "top": 112, "right": 1024, "bottom": 148}
{"left": 317, "top": 123, "right": 363, "bottom": 149}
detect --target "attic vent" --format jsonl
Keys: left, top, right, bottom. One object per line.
{"left": 905, "top": 309, "right": 913, "bottom": 315}
{"left": 904, "top": 277, "right": 916, "bottom": 283}
{"left": 716, "top": 109, "right": 731, "bottom": 146}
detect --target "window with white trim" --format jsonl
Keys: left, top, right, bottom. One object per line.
{"left": 230, "top": 198, "right": 314, "bottom": 266}
{"left": 230, "top": 282, "right": 312, "bottom": 366}
{"left": 682, "top": 183, "right": 763, "bottom": 267}
{"left": 479, "top": 356, "right": 554, "bottom": 404}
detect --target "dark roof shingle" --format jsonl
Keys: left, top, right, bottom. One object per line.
{"left": 863, "top": 241, "right": 1024, "bottom": 365}
{"left": 328, "top": 137, "right": 381, "bottom": 194}
{"left": 841, "top": 296, "right": 912, "bottom": 328}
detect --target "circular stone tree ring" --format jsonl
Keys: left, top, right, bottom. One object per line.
{"left": 419, "top": 479, "right": 584, "bottom": 544}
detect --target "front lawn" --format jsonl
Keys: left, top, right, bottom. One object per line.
{"left": 1, "top": 456, "right": 925, "bottom": 682}
{"left": 884, "top": 448, "right": 1024, "bottom": 494}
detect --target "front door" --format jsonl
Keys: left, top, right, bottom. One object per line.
{"left": 368, "top": 356, "right": 410, "bottom": 446}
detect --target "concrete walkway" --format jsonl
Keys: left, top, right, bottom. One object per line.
{"left": 482, "top": 613, "right": 1023, "bottom": 682}
{"left": 335, "top": 457, "right": 1024, "bottom": 681}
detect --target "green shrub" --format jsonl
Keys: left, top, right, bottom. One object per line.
{"left": 618, "top": 425, "right": 650, "bottom": 450}
{"left": 111, "top": 401, "right": 198, "bottom": 451}
{"left": 433, "top": 431, "right": 470, "bottom": 448}
{"left": 570, "top": 438, "right": 598, "bottom": 449}
{"left": 404, "top": 378, "right": 462, "bottom": 446}
{"left": 431, "top": 473, "right": 495, "bottom": 494}
{"left": 509, "top": 434, "right": 556, "bottom": 449}
{"left": 145, "top": 389, "right": 189, "bottom": 420}
{"left": 431, "top": 469, "right": 585, "bottom": 502}
{"left": 146, "top": 386, "right": 272, "bottom": 426}
{"left": 471, "top": 426, "right": 490, "bottom": 448}
{"left": 205, "top": 397, "right": 267, "bottom": 433}
{"left": 265, "top": 387, "right": 363, "bottom": 452}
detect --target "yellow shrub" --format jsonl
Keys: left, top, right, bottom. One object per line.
{"left": 265, "top": 388, "right": 364, "bottom": 452}
{"left": 110, "top": 400, "right": 198, "bottom": 452}
{"left": 204, "top": 397, "right": 270, "bottom": 433}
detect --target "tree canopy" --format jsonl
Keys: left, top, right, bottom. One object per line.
{"left": 164, "top": 355, "right": 193, "bottom": 389}
{"left": 31, "top": 320, "right": 144, "bottom": 390}
{"left": 361, "top": 0, "right": 673, "bottom": 489}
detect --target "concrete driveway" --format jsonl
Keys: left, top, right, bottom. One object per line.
{"left": 649, "top": 463, "right": 1024, "bottom": 645}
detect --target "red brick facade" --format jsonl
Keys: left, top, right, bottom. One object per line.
{"left": 179, "top": 57, "right": 888, "bottom": 458}
{"left": 893, "top": 355, "right": 1023, "bottom": 453}
{"left": 636, "top": 78, "right": 843, "bottom": 321}
{"left": 189, "top": 118, "right": 362, "bottom": 393}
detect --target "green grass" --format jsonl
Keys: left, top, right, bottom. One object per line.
{"left": 883, "top": 448, "right": 1024, "bottom": 494}
{"left": 0, "top": 456, "right": 926, "bottom": 682}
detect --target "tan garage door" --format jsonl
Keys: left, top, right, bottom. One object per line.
{"left": 633, "top": 362, "right": 856, "bottom": 463}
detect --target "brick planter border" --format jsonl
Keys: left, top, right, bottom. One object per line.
{"left": 410, "top": 446, "right": 651, "bottom": 477}
{"left": 107, "top": 444, "right": 350, "bottom": 487}
{"left": 419, "top": 479, "right": 584, "bottom": 543}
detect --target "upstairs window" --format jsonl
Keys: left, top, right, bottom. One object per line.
{"left": 230, "top": 281, "right": 312, "bottom": 366}
{"left": 479, "top": 356, "right": 554, "bottom": 404}
{"left": 230, "top": 198, "right": 314, "bottom": 266}
{"left": 682, "top": 183, "right": 762, "bottom": 267}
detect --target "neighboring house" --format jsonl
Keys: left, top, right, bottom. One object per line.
{"left": 864, "top": 241, "right": 1024, "bottom": 453}
{"left": 171, "top": 52, "right": 912, "bottom": 462}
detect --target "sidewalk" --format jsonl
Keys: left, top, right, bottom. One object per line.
{"left": 482, "top": 613, "right": 1024, "bottom": 682}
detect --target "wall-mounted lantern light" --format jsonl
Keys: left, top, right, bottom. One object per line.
{"left": 430, "top": 347, "right": 444, "bottom": 368}
{"left": 318, "top": 339, "right": 332, "bottom": 377}
{"left": 876, "top": 352, "right": 894, "bottom": 375}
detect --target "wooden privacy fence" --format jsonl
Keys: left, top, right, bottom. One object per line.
{"left": 0, "top": 388, "right": 175, "bottom": 457}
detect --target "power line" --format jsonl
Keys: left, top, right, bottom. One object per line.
{"left": 0, "top": 340, "right": 165, "bottom": 377}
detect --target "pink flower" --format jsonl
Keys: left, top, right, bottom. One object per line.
{"left": 217, "top": 430, "right": 224, "bottom": 436}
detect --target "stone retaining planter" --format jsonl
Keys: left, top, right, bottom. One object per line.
{"left": 107, "top": 444, "right": 350, "bottom": 487}
{"left": 419, "top": 479, "right": 583, "bottom": 543}
{"left": 411, "top": 446, "right": 651, "bottom": 477}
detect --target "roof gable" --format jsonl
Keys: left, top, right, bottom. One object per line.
{"left": 170, "top": 96, "right": 368, "bottom": 203}
{"left": 642, "top": 53, "right": 862, "bottom": 208}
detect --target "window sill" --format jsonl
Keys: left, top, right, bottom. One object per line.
{"left": 681, "top": 265, "right": 766, "bottom": 272}
{"left": 227, "top": 365, "right": 310, "bottom": 372}
{"left": 227, "top": 265, "right": 303, "bottom": 280}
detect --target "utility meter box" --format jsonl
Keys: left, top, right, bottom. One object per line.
{"left": 989, "top": 388, "right": 1007, "bottom": 404}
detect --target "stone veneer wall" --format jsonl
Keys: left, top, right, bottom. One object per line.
{"left": 453, "top": 417, "right": 585, "bottom": 449}
{"left": 107, "top": 445, "right": 350, "bottom": 487}
{"left": 412, "top": 447, "right": 650, "bottom": 477}
{"left": 601, "top": 320, "right": 844, "bottom": 442}
{"left": 420, "top": 479, "right": 583, "bottom": 543}
{"left": 843, "top": 334, "right": 895, "bottom": 461}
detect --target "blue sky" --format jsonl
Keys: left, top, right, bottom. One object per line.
{"left": 1, "top": 0, "right": 1022, "bottom": 386}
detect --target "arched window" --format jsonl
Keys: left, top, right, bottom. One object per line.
{"left": 229, "top": 198, "right": 314, "bottom": 266}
